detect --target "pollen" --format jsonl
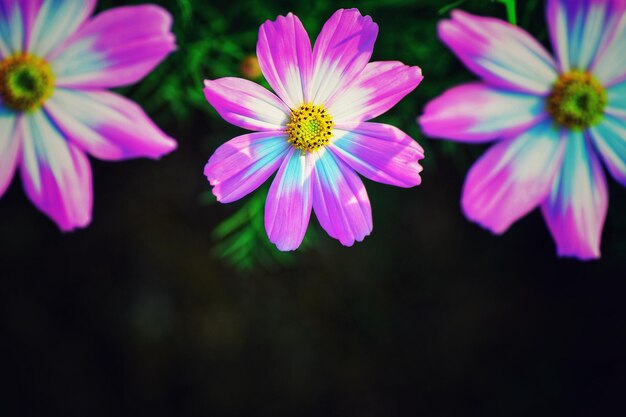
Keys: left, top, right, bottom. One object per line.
{"left": 286, "top": 103, "right": 333, "bottom": 152}
{"left": 0, "top": 53, "right": 55, "bottom": 112}
{"left": 546, "top": 70, "right": 607, "bottom": 131}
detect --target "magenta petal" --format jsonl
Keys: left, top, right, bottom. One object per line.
{"left": 590, "top": 115, "right": 626, "bottom": 186}
{"left": 312, "top": 150, "right": 372, "bottom": 246}
{"left": 20, "top": 110, "right": 92, "bottom": 231}
{"left": 204, "top": 77, "right": 290, "bottom": 131}
{"left": 205, "top": 131, "right": 290, "bottom": 203}
{"left": 330, "top": 122, "right": 423, "bottom": 188}
{"left": 419, "top": 82, "right": 546, "bottom": 143}
{"left": 310, "top": 8, "right": 378, "bottom": 104}
{"left": 327, "top": 61, "right": 423, "bottom": 124}
{"left": 52, "top": 5, "right": 175, "bottom": 88}
{"left": 26, "top": 0, "right": 96, "bottom": 57}
{"left": 542, "top": 131, "right": 607, "bottom": 260}
{"left": 257, "top": 13, "right": 312, "bottom": 108}
{"left": 265, "top": 148, "right": 314, "bottom": 251}
{"left": 439, "top": 10, "right": 557, "bottom": 94}
{"left": 0, "top": 107, "right": 20, "bottom": 197}
{"left": 462, "top": 121, "right": 564, "bottom": 234}
{"left": 44, "top": 89, "right": 176, "bottom": 161}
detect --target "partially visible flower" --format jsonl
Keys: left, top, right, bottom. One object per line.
{"left": 240, "top": 55, "right": 261, "bottom": 80}
{"left": 419, "top": 0, "right": 626, "bottom": 260}
{"left": 204, "top": 9, "right": 424, "bottom": 251}
{"left": 0, "top": 0, "right": 177, "bottom": 230}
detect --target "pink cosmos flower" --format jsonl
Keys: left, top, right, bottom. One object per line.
{"left": 204, "top": 9, "right": 424, "bottom": 251}
{"left": 0, "top": 1, "right": 177, "bottom": 230}
{"left": 419, "top": 0, "right": 626, "bottom": 260}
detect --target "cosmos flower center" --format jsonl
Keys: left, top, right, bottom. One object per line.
{"left": 546, "top": 70, "right": 607, "bottom": 130}
{"left": 0, "top": 53, "right": 54, "bottom": 112}
{"left": 286, "top": 103, "right": 334, "bottom": 152}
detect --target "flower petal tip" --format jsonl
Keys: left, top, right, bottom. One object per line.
{"left": 270, "top": 239, "right": 300, "bottom": 252}
{"left": 339, "top": 8, "right": 371, "bottom": 18}
{"left": 466, "top": 216, "right": 509, "bottom": 236}
{"left": 153, "top": 137, "right": 177, "bottom": 159}
{"left": 449, "top": 9, "right": 471, "bottom": 20}
{"left": 407, "top": 65, "right": 425, "bottom": 90}
{"left": 340, "top": 230, "right": 372, "bottom": 247}
{"left": 461, "top": 190, "right": 515, "bottom": 237}
{"left": 330, "top": 8, "right": 378, "bottom": 34}
{"left": 59, "top": 217, "right": 92, "bottom": 233}
{"left": 210, "top": 190, "right": 225, "bottom": 204}
{"left": 556, "top": 249, "right": 601, "bottom": 262}
{"left": 133, "top": 4, "right": 175, "bottom": 32}
{"left": 166, "top": 34, "right": 178, "bottom": 51}
{"left": 436, "top": 18, "right": 456, "bottom": 41}
{"left": 203, "top": 164, "right": 220, "bottom": 188}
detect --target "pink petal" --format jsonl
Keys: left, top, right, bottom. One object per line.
{"left": 542, "top": 131, "right": 608, "bottom": 260}
{"left": 20, "top": 110, "right": 92, "bottom": 231}
{"left": 462, "top": 121, "right": 564, "bottom": 234}
{"left": 330, "top": 122, "right": 424, "bottom": 188}
{"left": 589, "top": 114, "right": 626, "bottom": 186}
{"left": 548, "top": 0, "right": 626, "bottom": 82}
{"left": 44, "top": 89, "right": 176, "bottom": 161}
{"left": 265, "top": 148, "right": 314, "bottom": 251}
{"left": 257, "top": 12, "right": 312, "bottom": 109}
{"left": 51, "top": 5, "right": 176, "bottom": 88}
{"left": 0, "top": 107, "right": 20, "bottom": 197}
{"left": 204, "top": 77, "right": 290, "bottom": 131}
{"left": 419, "top": 83, "right": 547, "bottom": 142}
{"left": 204, "top": 131, "right": 290, "bottom": 203}
{"left": 25, "top": 0, "right": 96, "bottom": 57}
{"left": 312, "top": 149, "right": 372, "bottom": 246}
{"left": 327, "top": 61, "right": 423, "bottom": 124}
{"left": 439, "top": 10, "right": 557, "bottom": 94}
{"left": 309, "top": 8, "right": 378, "bottom": 105}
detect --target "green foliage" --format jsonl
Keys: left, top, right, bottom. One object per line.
{"left": 203, "top": 186, "right": 319, "bottom": 273}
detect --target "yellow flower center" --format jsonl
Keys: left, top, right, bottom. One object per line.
{"left": 546, "top": 70, "right": 607, "bottom": 130}
{"left": 0, "top": 53, "right": 54, "bottom": 112}
{"left": 285, "top": 103, "right": 333, "bottom": 152}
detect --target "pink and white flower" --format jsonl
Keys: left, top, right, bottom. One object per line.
{"left": 0, "top": 0, "right": 177, "bottom": 230}
{"left": 204, "top": 9, "right": 424, "bottom": 251}
{"left": 419, "top": 0, "right": 626, "bottom": 260}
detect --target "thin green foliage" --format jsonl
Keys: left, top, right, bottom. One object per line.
{"left": 439, "top": 0, "right": 469, "bottom": 15}
{"left": 208, "top": 187, "right": 319, "bottom": 273}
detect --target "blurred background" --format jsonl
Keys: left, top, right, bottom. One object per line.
{"left": 2, "top": 0, "right": 626, "bottom": 416}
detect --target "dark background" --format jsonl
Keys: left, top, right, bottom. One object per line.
{"left": 2, "top": 0, "right": 626, "bottom": 416}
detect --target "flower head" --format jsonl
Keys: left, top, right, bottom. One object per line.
{"left": 204, "top": 9, "right": 424, "bottom": 251}
{"left": 0, "top": 0, "right": 177, "bottom": 230}
{"left": 419, "top": 0, "right": 626, "bottom": 260}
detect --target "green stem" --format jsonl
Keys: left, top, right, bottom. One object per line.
{"left": 438, "top": 0, "right": 468, "bottom": 15}
{"left": 498, "top": 0, "right": 517, "bottom": 25}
